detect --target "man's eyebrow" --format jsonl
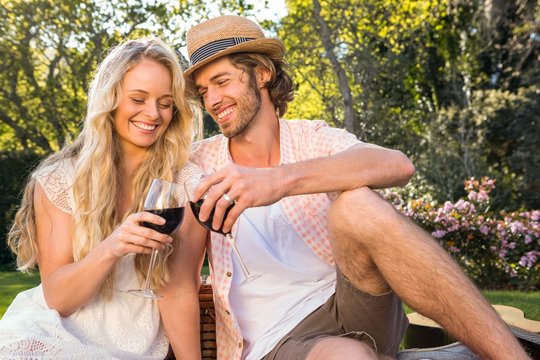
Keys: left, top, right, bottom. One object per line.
{"left": 196, "top": 71, "right": 232, "bottom": 88}
{"left": 210, "top": 71, "right": 232, "bottom": 82}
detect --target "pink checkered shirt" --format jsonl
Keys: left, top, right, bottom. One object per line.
{"left": 190, "top": 119, "right": 360, "bottom": 359}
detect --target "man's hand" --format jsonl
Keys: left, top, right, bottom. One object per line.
{"left": 193, "top": 165, "right": 284, "bottom": 233}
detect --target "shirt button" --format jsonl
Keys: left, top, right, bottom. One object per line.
{"left": 226, "top": 271, "right": 232, "bottom": 277}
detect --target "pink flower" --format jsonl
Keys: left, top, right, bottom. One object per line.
{"left": 432, "top": 230, "right": 447, "bottom": 238}
{"left": 443, "top": 201, "right": 454, "bottom": 212}
{"left": 510, "top": 221, "right": 524, "bottom": 234}
{"left": 449, "top": 246, "right": 460, "bottom": 253}
{"left": 455, "top": 199, "right": 468, "bottom": 211}
{"left": 477, "top": 190, "right": 489, "bottom": 202}
{"left": 519, "top": 251, "right": 539, "bottom": 268}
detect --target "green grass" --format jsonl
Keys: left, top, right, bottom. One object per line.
{"left": 0, "top": 268, "right": 211, "bottom": 316}
{"left": 402, "top": 290, "right": 540, "bottom": 321}
{"left": 0, "top": 271, "right": 41, "bottom": 316}
{"left": 1, "top": 271, "right": 539, "bottom": 323}
{"left": 483, "top": 290, "right": 540, "bottom": 321}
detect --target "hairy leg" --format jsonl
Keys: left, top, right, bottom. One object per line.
{"left": 327, "top": 187, "right": 529, "bottom": 360}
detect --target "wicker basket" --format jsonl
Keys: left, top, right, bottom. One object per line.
{"left": 199, "top": 283, "right": 217, "bottom": 359}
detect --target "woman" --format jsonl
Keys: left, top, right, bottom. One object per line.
{"left": 0, "top": 38, "right": 206, "bottom": 359}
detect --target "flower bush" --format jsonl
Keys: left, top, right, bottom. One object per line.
{"left": 384, "top": 177, "right": 540, "bottom": 290}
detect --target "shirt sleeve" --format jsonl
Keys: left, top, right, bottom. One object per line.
{"left": 304, "top": 120, "right": 361, "bottom": 158}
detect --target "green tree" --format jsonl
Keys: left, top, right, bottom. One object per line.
{"left": 0, "top": 0, "right": 148, "bottom": 153}
{"left": 278, "top": 0, "right": 539, "bottom": 208}
{"left": 0, "top": 0, "right": 274, "bottom": 269}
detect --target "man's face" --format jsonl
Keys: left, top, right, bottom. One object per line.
{"left": 194, "top": 57, "right": 261, "bottom": 138}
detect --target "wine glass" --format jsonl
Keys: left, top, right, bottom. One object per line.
{"left": 129, "top": 178, "right": 187, "bottom": 299}
{"left": 184, "top": 178, "right": 261, "bottom": 285}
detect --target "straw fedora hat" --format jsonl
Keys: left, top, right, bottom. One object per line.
{"left": 184, "top": 15, "right": 285, "bottom": 77}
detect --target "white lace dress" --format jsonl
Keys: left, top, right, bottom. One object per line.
{"left": 0, "top": 160, "right": 172, "bottom": 359}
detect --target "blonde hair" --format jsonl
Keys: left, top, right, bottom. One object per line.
{"left": 7, "top": 37, "right": 201, "bottom": 296}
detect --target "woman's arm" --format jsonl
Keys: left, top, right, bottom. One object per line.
{"left": 158, "top": 207, "right": 208, "bottom": 360}
{"left": 35, "top": 183, "right": 172, "bottom": 316}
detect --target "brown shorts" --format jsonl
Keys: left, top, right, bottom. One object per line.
{"left": 261, "top": 266, "right": 408, "bottom": 359}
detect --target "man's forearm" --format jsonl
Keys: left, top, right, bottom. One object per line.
{"left": 278, "top": 144, "right": 415, "bottom": 197}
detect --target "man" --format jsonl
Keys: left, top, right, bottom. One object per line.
{"left": 177, "top": 15, "right": 528, "bottom": 360}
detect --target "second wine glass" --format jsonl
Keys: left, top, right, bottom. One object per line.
{"left": 128, "top": 178, "right": 187, "bottom": 299}
{"left": 184, "top": 178, "right": 261, "bottom": 286}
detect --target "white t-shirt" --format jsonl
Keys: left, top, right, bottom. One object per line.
{"left": 228, "top": 201, "right": 336, "bottom": 360}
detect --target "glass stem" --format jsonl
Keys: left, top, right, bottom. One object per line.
{"left": 143, "top": 249, "right": 159, "bottom": 291}
{"left": 226, "top": 234, "right": 251, "bottom": 279}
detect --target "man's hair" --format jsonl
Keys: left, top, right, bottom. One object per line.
{"left": 229, "top": 52, "right": 295, "bottom": 117}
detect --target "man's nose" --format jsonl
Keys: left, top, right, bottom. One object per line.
{"left": 206, "top": 88, "right": 222, "bottom": 110}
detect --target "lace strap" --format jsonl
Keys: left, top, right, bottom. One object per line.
{"left": 174, "top": 161, "right": 205, "bottom": 183}
{"left": 33, "top": 160, "right": 75, "bottom": 214}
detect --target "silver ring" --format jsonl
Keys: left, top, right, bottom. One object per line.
{"left": 222, "top": 193, "right": 236, "bottom": 206}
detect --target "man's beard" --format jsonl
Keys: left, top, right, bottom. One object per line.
{"left": 221, "top": 76, "right": 262, "bottom": 139}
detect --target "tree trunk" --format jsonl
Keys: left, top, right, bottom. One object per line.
{"left": 312, "top": 0, "right": 356, "bottom": 133}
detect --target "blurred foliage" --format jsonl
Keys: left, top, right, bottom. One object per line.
{"left": 413, "top": 86, "right": 540, "bottom": 209}
{"left": 278, "top": 0, "right": 539, "bottom": 210}
{"left": 0, "top": 0, "right": 268, "bottom": 268}
{"left": 1, "top": 0, "right": 539, "bottom": 276}
{"left": 0, "top": 0, "right": 259, "bottom": 154}
{"left": 0, "top": 152, "right": 41, "bottom": 270}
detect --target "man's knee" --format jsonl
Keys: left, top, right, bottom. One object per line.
{"left": 307, "top": 337, "right": 379, "bottom": 360}
{"left": 328, "top": 187, "right": 401, "bottom": 240}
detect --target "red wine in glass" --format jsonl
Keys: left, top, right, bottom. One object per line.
{"left": 142, "top": 207, "right": 185, "bottom": 234}
{"left": 189, "top": 200, "right": 232, "bottom": 235}
{"left": 129, "top": 179, "right": 187, "bottom": 299}
{"left": 187, "top": 192, "right": 261, "bottom": 285}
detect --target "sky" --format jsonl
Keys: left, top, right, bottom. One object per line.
{"left": 202, "top": 0, "right": 288, "bottom": 22}
{"left": 248, "top": 0, "right": 288, "bottom": 21}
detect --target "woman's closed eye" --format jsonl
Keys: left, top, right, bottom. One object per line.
{"left": 157, "top": 102, "right": 173, "bottom": 109}
{"left": 130, "top": 97, "right": 172, "bottom": 109}
{"left": 131, "top": 97, "right": 145, "bottom": 104}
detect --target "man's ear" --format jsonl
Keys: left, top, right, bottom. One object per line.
{"left": 255, "top": 67, "right": 272, "bottom": 89}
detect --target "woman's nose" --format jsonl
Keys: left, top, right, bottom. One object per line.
{"left": 142, "top": 102, "right": 159, "bottom": 120}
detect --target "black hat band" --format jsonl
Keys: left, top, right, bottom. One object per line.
{"left": 190, "top": 37, "right": 255, "bottom": 66}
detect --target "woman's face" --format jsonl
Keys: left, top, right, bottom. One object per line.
{"left": 113, "top": 58, "right": 174, "bottom": 156}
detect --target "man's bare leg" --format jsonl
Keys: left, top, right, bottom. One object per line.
{"left": 326, "top": 187, "right": 529, "bottom": 360}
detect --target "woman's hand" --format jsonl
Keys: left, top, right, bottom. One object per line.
{"left": 104, "top": 211, "right": 173, "bottom": 258}
{"left": 35, "top": 186, "right": 169, "bottom": 316}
